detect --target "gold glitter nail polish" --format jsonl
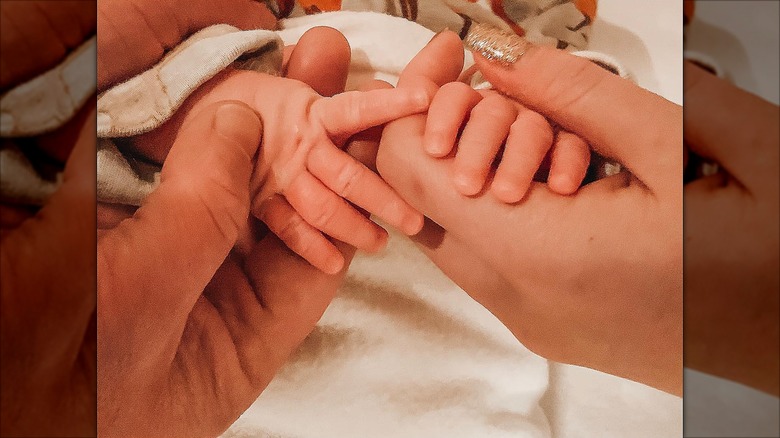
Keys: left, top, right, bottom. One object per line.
{"left": 464, "top": 23, "right": 529, "bottom": 66}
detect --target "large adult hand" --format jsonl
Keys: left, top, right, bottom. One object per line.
{"left": 98, "top": 101, "right": 356, "bottom": 437}
{"left": 683, "top": 63, "right": 779, "bottom": 396}
{"left": 96, "top": 7, "right": 360, "bottom": 436}
{"left": 376, "top": 31, "right": 683, "bottom": 395}
{"left": 1, "top": 1, "right": 96, "bottom": 436}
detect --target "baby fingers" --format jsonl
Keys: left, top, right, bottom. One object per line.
{"left": 255, "top": 195, "right": 345, "bottom": 275}
{"left": 318, "top": 88, "right": 429, "bottom": 143}
{"left": 547, "top": 130, "right": 590, "bottom": 195}
{"left": 424, "top": 82, "right": 482, "bottom": 157}
{"left": 308, "top": 143, "right": 424, "bottom": 236}
{"left": 278, "top": 172, "right": 389, "bottom": 254}
{"left": 491, "top": 110, "right": 554, "bottom": 203}
{"left": 453, "top": 94, "right": 518, "bottom": 196}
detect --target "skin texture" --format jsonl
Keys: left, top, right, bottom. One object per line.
{"left": 423, "top": 81, "right": 590, "bottom": 202}
{"left": 96, "top": 24, "right": 377, "bottom": 436}
{"left": 1, "top": 2, "right": 97, "bottom": 435}
{"left": 683, "top": 62, "right": 779, "bottom": 396}
{"left": 1, "top": 102, "right": 97, "bottom": 437}
{"left": 98, "top": 100, "right": 357, "bottom": 438}
{"left": 376, "top": 31, "right": 684, "bottom": 395}
{"left": 121, "top": 27, "right": 427, "bottom": 274}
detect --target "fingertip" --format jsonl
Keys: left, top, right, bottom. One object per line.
{"left": 359, "top": 226, "right": 389, "bottom": 254}
{"left": 286, "top": 27, "right": 351, "bottom": 97}
{"left": 453, "top": 172, "right": 483, "bottom": 196}
{"left": 411, "top": 87, "right": 433, "bottom": 111}
{"left": 423, "top": 137, "right": 449, "bottom": 157}
{"left": 212, "top": 101, "right": 262, "bottom": 155}
{"left": 324, "top": 253, "right": 346, "bottom": 275}
{"left": 491, "top": 180, "right": 525, "bottom": 204}
{"left": 548, "top": 173, "right": 577, "bottom": 195}
{"left": 402, "top": 211, "right": 425, "bottom": 236}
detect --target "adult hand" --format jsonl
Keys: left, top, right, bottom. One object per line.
{"left": 1, "top": 1, "right": 96, "bottom": 435}
{"left": 376, "top": 31, "right": 683, "bottom": 394}
{"left": 98, "top": 101, "right": 356, "bottom": 437}
{"left": 683, "top": 62, "right": 779, "bottom": 396}
{"left": 96, "top": 7, "right": 358, "bottom": 436}
{"left": 97, "top": 0, "right": 277, "bottom": 90}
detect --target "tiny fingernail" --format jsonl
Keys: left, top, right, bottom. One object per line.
{"left": 412, "top": 88, "right": 431, "bottom": 109}
{"left": 454, "top": 173, "right": 481, "bottom": 195}
{"left": 325, "top": 255, "right": 345, "bottom": 275}
{"left": 424, "top": 141, "right": 445, "bottom": 156}
{"left": 492, "top": 181, "right": 523, "bottom": 203}
{"left": 404, "top": 213, "right": 425, "bottom": 235}
{"left": 550, "top": 174, "right": 576, "bottom": 194}
{"left": 464, "top": 23, "right": 530, "bottom": 66}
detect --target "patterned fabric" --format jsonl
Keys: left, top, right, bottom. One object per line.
{"left": 264, "top": 0, "right": 597, "bottom": 50}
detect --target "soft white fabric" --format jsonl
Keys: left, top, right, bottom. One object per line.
{"left": 97, "top": 24, "right": 282, "bottom": 138}
{"left": 224, "top": 14, "right": 552, "bottom": 437}
{"left": 224, "top": 228, "right": 551, "bottom": 438}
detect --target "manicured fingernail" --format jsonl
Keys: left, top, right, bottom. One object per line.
{"left": 464, "top": 23, "right": 530, "bottom": 66}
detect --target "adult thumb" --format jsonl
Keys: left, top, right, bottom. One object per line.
{"left": 98, "top": 101, "right": 262, "bottom": 338}
{"left": 470, "top": 28, "right": 680, "bottom": 193}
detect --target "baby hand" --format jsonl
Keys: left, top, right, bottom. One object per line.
{"left": 423, "top": 82, "right": 590, "bottom": 203}
{"left": 247, "top": 73, "right": 429, "bottom": 274}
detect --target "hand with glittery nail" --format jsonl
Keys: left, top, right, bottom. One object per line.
{"left": 424, "top": 83, "right": 591, "bottom": 203}
{"left": 379, "top": 28, "right": 683, "bottom": 396}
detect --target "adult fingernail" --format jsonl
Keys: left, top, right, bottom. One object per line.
{"left": 214, "top": 102, "right": 262, "bottom": 150}
{"left": 464, "top": 23, "right": 530, "bottom": 66}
